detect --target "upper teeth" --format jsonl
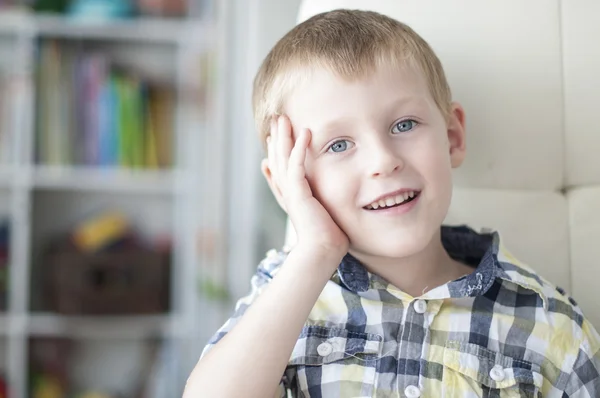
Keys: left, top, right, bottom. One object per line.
{"left": 366, "top": 191, "right": 416, "bottom": 210}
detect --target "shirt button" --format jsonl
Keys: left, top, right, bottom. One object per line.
{"left": 414, "top": 299, "right": 427, "bottom": 314}
{"left": 489, "top": 365, "right": 506, "bottom": 382}
{"left": 404, "top": 385, "right": 421, "bottom": 398}
{"left": 317, "top": 342, "right": 333, "bottom": 357}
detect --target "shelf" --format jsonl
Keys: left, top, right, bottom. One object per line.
{"left": 0, "top": 167, "right": 14, "bottom": 188}
{"left": 0, "top": 314, "right": 28, "bottom": 336}
{"left": 28, "top": 313, "right": 180, "bottom": 339}
{"left": 0, "top": 12, "right": 200, "bottom": 43}
{"left": 33, "top": 166, "right": 176, "bottom": 194}
{"left": 35, "top": 14, "right": 195, "bottom": 43}
{"left": 0, "top": 4, "right": 223, "bottom": 395}
{"left": 0, "top": 10, "right": 34, "bottom": 35}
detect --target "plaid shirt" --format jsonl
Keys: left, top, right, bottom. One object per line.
{"left": 202, "top": 226, "right": 600, "bottom": 397}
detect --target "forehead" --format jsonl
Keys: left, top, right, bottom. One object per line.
{"left": 283, "top": 64, "right": 434, "bottom": 127}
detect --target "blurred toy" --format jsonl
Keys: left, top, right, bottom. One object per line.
{"left": 68, "top": 0, "right": 133, "bottom": 20}
{"left": 31, "top": 375, "right": 64, "bottom": 398}
{"left": 45, "top": 239, "right": 171, "bottom": 314}
{"left": 137, "top": 0, "right": 186, "bottom": 17}
{"left": 72, "top": 211, "right": 130, "bottom": 252}
{"left": 30, "top": 338, "right": 71, "bottom": 398}
{"left": 78, "top": 392, "right": 113, "bottom": 398}
{"left": 0, "top": 373, "right": 7, "bottom": 398}
{"left": 33, "top": 0, "right": 69, "bottom": 13}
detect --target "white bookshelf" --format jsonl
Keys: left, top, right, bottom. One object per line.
{"left": 34, "top": 14, "right": 196, "bottom": 43}
{"left": 0, "top": 6, "right": 229, "bottom": 398}
{"left": 0, "top": 169, "right": 13, "bottom": 188}
{"left": 32, "top": 166, "right": 178, "bottom": 193}
{"left": 27, "top": 314, "right": 183, "bottom": 339}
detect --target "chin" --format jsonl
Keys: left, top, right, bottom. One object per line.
{"left": 351, "top": 229, "right": 437, "bottom": 259}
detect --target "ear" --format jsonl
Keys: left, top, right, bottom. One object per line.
{"left": 447, "top": 102, "right": 467, "bottom": 168}
{"left": 261, "top": 158, "right": 288, "bottom": 213}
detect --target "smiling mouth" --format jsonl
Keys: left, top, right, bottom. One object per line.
{"left": 364, "top": 191, "right": 421, "bottom": 210}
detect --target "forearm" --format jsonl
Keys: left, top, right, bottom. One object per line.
{"left": 183, "top": 247, "right": 343, "bottom": 398}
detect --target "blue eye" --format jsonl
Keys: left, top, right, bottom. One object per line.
{"left": 327, "top": 140, "right": 353, "bottom": 153}
{"left": 392, "top": 119, "right": 418, "bottom": 134}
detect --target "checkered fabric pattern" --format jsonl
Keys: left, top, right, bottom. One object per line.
{"left": 202, "top": 226, "right": 600, "bottom": 397}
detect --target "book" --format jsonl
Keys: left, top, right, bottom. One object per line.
{"left": 36, "top": 41, "right": 175, "bottom": 169}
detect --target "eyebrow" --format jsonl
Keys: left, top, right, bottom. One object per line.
{"left": 318, "top": 117, "right": 354, "bottom": 137}
{"left": 385, "top": 96, "right": 430, "bottom": 114}
{"left": 318, "top": 96, "right": 430, "bottom": 134}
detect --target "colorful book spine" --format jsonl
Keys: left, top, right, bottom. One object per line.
{"left": 36, "top": 41, "right": 175, "bottom": 169}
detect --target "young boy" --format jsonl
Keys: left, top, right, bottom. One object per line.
{"left": 184, "top": 9, "right": 600, "bottom": 398}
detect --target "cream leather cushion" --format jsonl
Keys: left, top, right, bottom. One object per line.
{"left": 291, "top": 0, "right": 600, "bottom": 328}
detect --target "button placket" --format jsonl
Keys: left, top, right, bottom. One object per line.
{"left": 404, "top": 385, "right": 421, "bottom": 397}
{"left": 316, "top": 342, "right": 333, "bottom": 357}
{"left": 396, "top": 299, "right": 430, "bottom": 398}
{"left": 413, "top": 299, "right": 427, "bottom": 314}
{"left": 489, "top": 365, "right": 506, "bottom": 382}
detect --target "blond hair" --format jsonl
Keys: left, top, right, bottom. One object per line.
{"left": 252, "top": 9, "right": 452, "bottom": 148}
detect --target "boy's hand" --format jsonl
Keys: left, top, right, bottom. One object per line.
{"left": 267, "top": 115, "right": 349, "bottom": 259}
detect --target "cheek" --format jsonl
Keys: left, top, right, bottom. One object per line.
{"left": 306, "top": 164, "right": 354, "bottom": 217}
{"left": 406, "top": 134, "right": 453, "bottom": 193}
{"left": 416, "top": 132, "right": 452, "bottom": 172}
{"left": 418, "top": 137, "right": 454, "bottom": 206}
{"left": 306, "top": 168, "right": 336, "bottom": 204}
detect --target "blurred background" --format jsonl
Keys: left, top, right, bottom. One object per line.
{"left": 0, "top": 0, "right": 300, "bottom": 397}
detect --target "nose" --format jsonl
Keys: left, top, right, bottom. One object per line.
{"left": 367, "top": 136, "right": 404, "bottom": 178}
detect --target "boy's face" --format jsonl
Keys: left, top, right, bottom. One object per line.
{"left": 281, "top": 65, "right": 466, "bottom": 261}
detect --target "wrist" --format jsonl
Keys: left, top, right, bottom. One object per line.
{"left": 289, "top": 243, "right": 346, "bottom": 272}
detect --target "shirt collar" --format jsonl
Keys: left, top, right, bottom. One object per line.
{"left": 336, "top": 225, "right": 548, "bottom": 306}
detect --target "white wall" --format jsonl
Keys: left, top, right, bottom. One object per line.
{"left": 225, "top": 0, "right": 300, "bottom": 301}
{"left": 253, "top": 0, "right": 302, "bottom": 261}
{"left": 190, "top": 0, "right": 301, "bottom": 365}
{"left": 195, "top": 0, "right": 301, "bottom": 356}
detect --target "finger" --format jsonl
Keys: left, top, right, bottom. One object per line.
{"left": 287, "top": 128, "right": 311, "bottom": 196}
{"left": 272, "top": 116, "right": 285, "bottom": 191}
{"left": 277, "top": 115, "right": 294, "bottom": 178}
{"left": 268, "top": 122, "right": 286, "bottom": 203}
{"left": 268, "top": 117, "right": 278, "bottom": 182}
{"left": 289, "top": 128, "right": 310, "bottom": 172}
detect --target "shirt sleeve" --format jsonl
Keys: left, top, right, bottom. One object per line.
{"left": 200, "top": 249, "right": 293, "bottom": 397}
{"left": 561, "top": 320, "right": 600, "bottom": 397}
